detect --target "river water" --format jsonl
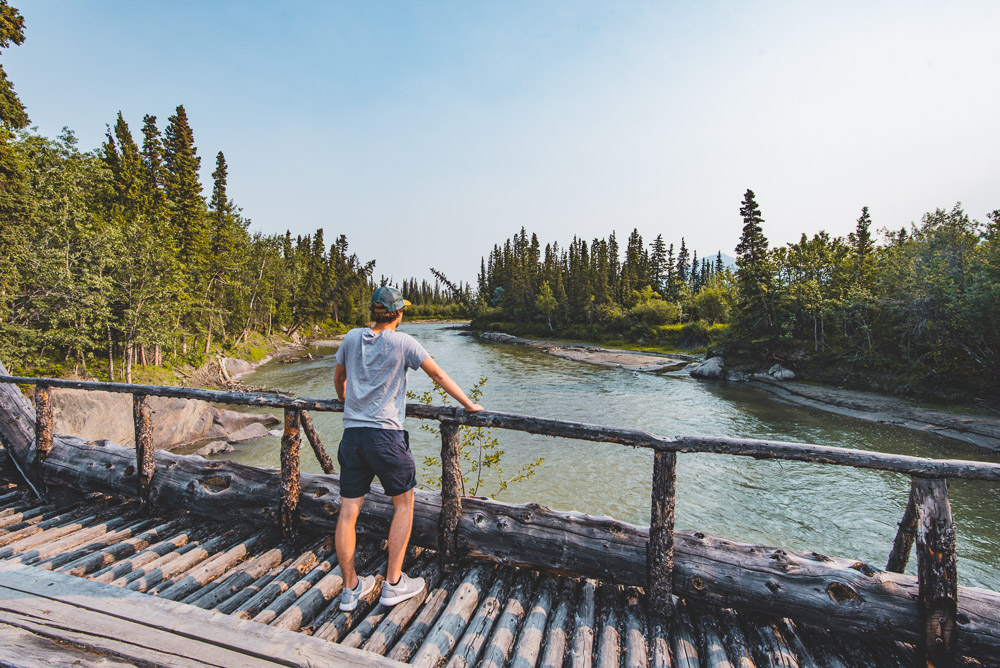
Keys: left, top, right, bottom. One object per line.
{"left": 227, "top": 323, "right": 1000, "bottom": 590}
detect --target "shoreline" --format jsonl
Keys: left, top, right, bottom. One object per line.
{"left": 475, "top": 330, "right": 1000, "bottom": 452}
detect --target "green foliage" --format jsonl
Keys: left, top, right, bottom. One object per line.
{"left": 408, "top": 378, "right": 543, "bottom": 499}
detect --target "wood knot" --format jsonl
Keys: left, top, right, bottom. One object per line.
{"left": 198, "top": 476, "right": 231, "bottom": 493}
{"left": 497, "top": 518, "right": 511, "bottom": 531}
{"left": 691, "top": 576, "right": 705, "bottom": 591}
{"left": 473, "top": 514, "right": 486, "bottom": 526}
{"left": 849, "top": 561, "right": 879, "bottom": 577}
{"left": 826, "top": 582, "right": 864, "bottom": 604}
{"left": 312, "top": 487, "right": 329, "bottom": 498}
{"left": 123, "top": 465, "right": 135, "bottom": 477}
{"left": 693, "top": 532, "right": 705, "bottom": 540}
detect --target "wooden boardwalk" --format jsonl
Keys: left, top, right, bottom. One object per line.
{"left": 0, "top": 478, "right": 992, "bottom": 667}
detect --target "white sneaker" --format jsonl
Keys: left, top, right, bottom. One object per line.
{"left": 379, "top": 572, "right": 425, "bottom": 606}
{"left": 339, "top": 574, "right": 376, "bottom": 611}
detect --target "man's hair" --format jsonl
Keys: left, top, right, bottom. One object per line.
{"left": 371, "top": 307, "right": 403, "bottom": 324}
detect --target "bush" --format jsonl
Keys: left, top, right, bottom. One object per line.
{"left": 629, "top": 299, "right": 680, "bottom": 327}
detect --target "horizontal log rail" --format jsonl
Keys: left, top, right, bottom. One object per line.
{"left": 2, "top": 375, "right": 999, "bottom": 481}
{"left": 2, "top": 373, "right": 998, "bottom": 665}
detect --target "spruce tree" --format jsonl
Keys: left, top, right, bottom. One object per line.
{"left": 0, "top": 0, "right": 28, "bottom": 311}
{"left": 649, "top": 234, "right": 667, "bottom": 293}
{"left": 734, "top": 188, "right": 775, "bottom": 340}
{"left": 163, "top": 105, "right": 208, "bottom": 276}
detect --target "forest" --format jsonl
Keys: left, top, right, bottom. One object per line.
{"left": 471, "top": 190, "right": 1000, "bottom": 398}
{"left": 2, "top": 1, "right": 998, "bottom": 400}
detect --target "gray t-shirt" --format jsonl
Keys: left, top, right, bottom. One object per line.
{"left": 336, "top": 327, "right": 429, "bottom": 430}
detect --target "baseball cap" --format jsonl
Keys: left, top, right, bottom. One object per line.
{"left": 371, "top": 286, "right": 411, "bottom": 312}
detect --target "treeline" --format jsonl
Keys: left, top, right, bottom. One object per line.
{"left": 472, "top": 227, "right": 734, "bottom": 346}
{"left": 0, "top": 116, "right": 375, "bottom": 380}
{"left": 729, "top": 189, "right": 1000, "bottom": 395}
{"left": 473, "top": 190, "right": 1000, "bottom": 396}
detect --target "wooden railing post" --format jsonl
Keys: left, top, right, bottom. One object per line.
{"left": 33, "top": 383, "right": 53, "bottom": 478}
{"left": 886, "top": 479, "right": 918, "bottom": 573}
{"left": 913, "top": 475, "right": 957, "bottom": 667}
{"left": 439, "top": 419, "right": 462, "bottom": 569}
{"left": 133, "top": 393, "right": 154, "bottom": 512}
{"left": 648, "top": 449, "right": 677, "bottom": 617}
{"left": 299, "top": 410, "right": 336, "bottom": 474}
{"left": 280, "top": 407, "right": 302, "bottom": 538}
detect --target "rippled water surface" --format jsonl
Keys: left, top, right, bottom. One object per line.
{"left": 226, "top": 323, "right": 1000, "bottom": 590}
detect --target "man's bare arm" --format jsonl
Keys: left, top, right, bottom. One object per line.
{"left": 419, "top": 357, "right": 484, "bottom": 412}
{"left": 335, "top": 363, "right": 347, "bottom": 402}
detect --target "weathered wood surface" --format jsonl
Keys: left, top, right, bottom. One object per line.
{"left": 914, "top": 475, "right": 959, "bottom": 667}
{"left": 33, "top": 436, "right": 1000, "bottom": 657}
{"left": 886, "top": 479, "right": 919, "bottom": 573}
{"left": 33, "top": 385, "right": 53, "bottom": 471}
{"left": 439, "top": 419, "right": 463, "bottom": 567}
{"left": 133, "top": 393, "right": 154, "bottom": 511}
{"left": 299, "top": 409, "right": 336, "bottom": 474}
{"left": 649, "top": 449, "right": 676, "bottom": 617}
{"left": 5, "top": 373, "right": 1000, "bottom": 481}
{"left": 0, "top": 363, "right": 43, "bottom": 495}
{"left": 0, "top": 560, "right": 407, "bottom": 667}
{"left": 280, "top": 407, "right": 301, "bottom": 538}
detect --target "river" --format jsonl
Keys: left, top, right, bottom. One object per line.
{"left": 223, "top": 323, "right": 1000, "bottom": 590}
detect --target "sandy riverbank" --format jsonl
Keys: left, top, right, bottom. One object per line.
{"left": 746, "top": 376, "right": 1000, "bottom": 451}
{"left": 476, "top": 331, "right": 693, "bottom": 371}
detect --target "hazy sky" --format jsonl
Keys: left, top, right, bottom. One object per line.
{"left": 8, "top": 1, "right": 999, "bottom": 285}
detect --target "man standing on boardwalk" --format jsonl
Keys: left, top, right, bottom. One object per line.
{"left": 335, "top": 286, "right": 484, "bottom": 611}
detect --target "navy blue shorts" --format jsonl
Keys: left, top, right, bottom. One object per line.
{"left": 337, "top": 427, "right": 416, "bottom": 498}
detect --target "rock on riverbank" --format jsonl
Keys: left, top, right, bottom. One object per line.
{"left": 51, "top": 389, "right": 279, "bottom": 451}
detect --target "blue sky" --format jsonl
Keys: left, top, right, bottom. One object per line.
{"left": 7, "top": 1, "right": 1000, "bottom": 284}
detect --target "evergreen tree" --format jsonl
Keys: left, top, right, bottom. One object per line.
{"left": 163, "top": 105, "right": 208, "bottom": 277}
{"left": 734, "top": 189, "right": 775, "bottom": 340}
{"left": 649, "top": 234, "right": 667, "bottom": 293}
{"left": 0, "top": 0, "right": 28, "bottom": 313}
{"left": 676, "top": 238, "right": 689, "bottom": 285}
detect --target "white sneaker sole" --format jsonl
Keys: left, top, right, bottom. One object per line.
{"left": 379, "top": 584, "right": 425, "bottom": 606}
{"left": 339, "top": 580, "right": 376, "bottom": 611}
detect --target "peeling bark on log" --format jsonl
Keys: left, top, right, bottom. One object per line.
{"left": 476, "top": 570, "right": 534, "bottom": 668}
{"left": 513, "top": 575, "right": 559, "bottom": 668}
{"left": 33, "top": 385, "right": 53, "bottom": 472}
{"left": 439, "top": 420, "right": 462, "bottom": 568}
{"left": 410, "top": 564, "right": 496, "bottom": 668}
{"left": 569, "top": 579, "right": 597, "bottom": 668}
{"left": 914, "top": 476, "right": 958, "bottom": 667}
{"left": 622, "top": 587, "right": 648, "bottom": 668}
{"left": 689, "top": 605, "right": 730, "bottom": 668}
{"left": 649, "top": 450, "right": 676, "bottom": 617}
{"left": 230, "top": 535, "right": 336, "bottom": 619}
{"left": 280, "top": 407, "right": 301, "bottom": 538}
{"left": 539, "top": 578, "right": 576, "bottom": 668}
{"left": 647, "top": 611, "right": 673, "bottom": 668}
{"left": 671, "top": 599, "right": 700, "bottom": 668}
{"left": 717, "top": 608, "right": 756, "bottom": 668}
{"left": 133, "top": 394, "right": 154, "bottom": 511}
{"left": 385, "top": 568, "right": 467, "bottom": 663}
{"left": 299, "top": 410, "right": 335, "bottom": 474}
{"left": 446, "top": 568, "right": 511, "bottom": 668}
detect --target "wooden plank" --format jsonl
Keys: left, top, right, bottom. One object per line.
{"left": 279, "top": 407, "right": 301, "bottom": 539}
{"left": 671, "top": 600, "right": 700, "bottom": 668}
{"left": 410, "top": 564, "right": 496, "bottom": 668}
{"left": 307, "top": 554, "right": 391, "bottom": 641}
{"left": 56, "top": 516, "right": 195, "bottom": 577}
{"left": 539, "top": 577, "right": 576, "bottom": 668}
{"left": 741, "top": 614, "right": 799, "bottom": 668}
{"left": 595, "top": 582, "right": 622, "bottom": 668}
{"left": 383, "top": 567, "right": 467, "bottom": 662}
{"left": 477, "top": 570, "right": 536, "bottom": 668}
{"left": 36, "top": 516, "right": 161, "bottom": 571}
{"left": 622, "top": 586, "right": 648, "bottom": 668}
{"left": 0, "top": 560, "right": 408, "bottom": 667}
{"left": 716, "top": 609, "right": 756, "bottom": 668}
{"left": 445, "top": 568, "right": 511, "bottom": 667}
{"left": 689, "top": 606, "right": 731, "bottom": 668}
{"left": 89, "top": 523, "right": 210, "bottom": 583}
{"left": 228, "top": 535, "right": 336, "bottom": 618}
{"left": 512, "top": 575, "right": 559, "bottom": 668}
{"left": 914, "top": 475, "right": 958, "bottom": 667}
{"left": 155, "top": 528, "right": 277, "bottom": 601}
{"left": 182, "top": 540, "right": 296, "bottom": 609}
{"left": 569, "top": 579, "right": 597, "bottom": 668}
{"left": 133, "top": 393, "right": 154, "bottom": 511}
{"left": 0, "top": 622, "right": 140, "bottom": 668}
{"left": 649, "top": 450, "right": 676, "bottom": 617}
{"left": 439, "top": 420, "right": 462, "bottom": 568}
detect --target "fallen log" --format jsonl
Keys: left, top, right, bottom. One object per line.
{"left": 31, "top": 435, "right": 1000, "bottom": 657}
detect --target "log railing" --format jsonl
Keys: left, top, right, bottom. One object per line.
{"left": 2, "top": 376, "right": 999, "bottom": 666}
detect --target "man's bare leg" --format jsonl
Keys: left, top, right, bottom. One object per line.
{"left": 336, "top": 496, "right": 365, "bottom": 590}
{"left": 386, "top": 489, "right": 415, "bottom": 584}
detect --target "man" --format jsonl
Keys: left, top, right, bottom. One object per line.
{"left": 335, "top": 286, "right": 484, "bottom": 611}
